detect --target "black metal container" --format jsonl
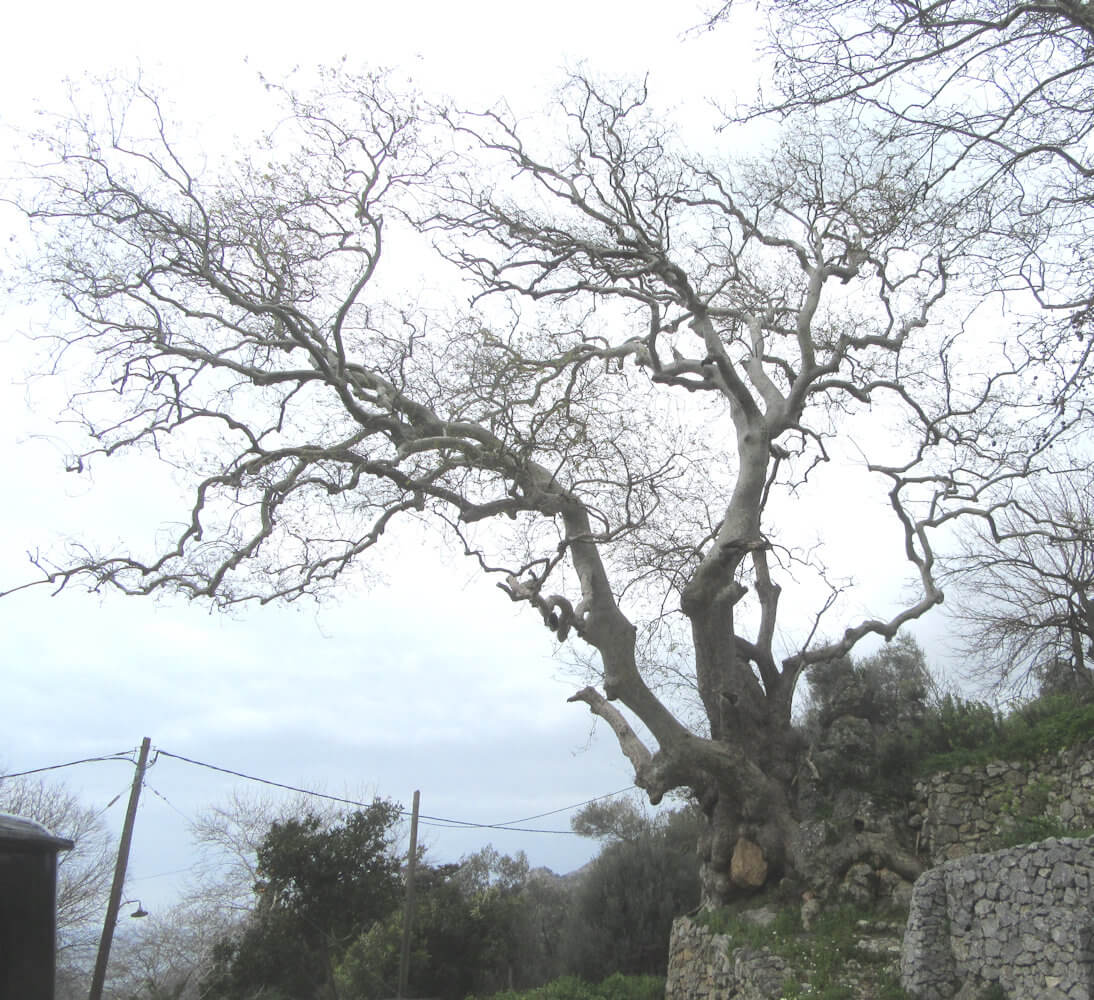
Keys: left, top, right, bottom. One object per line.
{"left": 0, "top": 813, "right": 75, "bottom": 1000}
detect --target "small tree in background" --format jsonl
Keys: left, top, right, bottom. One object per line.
{"left": 336, "top": 846, "right": 567, "bottom": 1000}
{"left": 806, "top": 634, "right": 932, "bottom": 732}
{"left": 946, "top": 468, "right": 1094, "bottom": 699}
{"left": 804, "top": 634, "right": 937, "bottom": 801}
{"left": 564, "top": 799, "right": 701, "bottom": 979}
{"left": 201, "top": 801, "right": 401, "bottom": 1000}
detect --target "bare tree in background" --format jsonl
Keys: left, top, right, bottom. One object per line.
{"left": 0, "top": 775, "right": 114, "bottom": 996}
{"left": 98, "top": 791, "right": 358, "bottom": 999}
{"left": 187, "top": 790, "right": 351, "bottom": 915}
{"left": 2, "top": 69, "right": 1066, "bottom": 903}
{"left": 707, "top": 0, "right": 1094, "bottom": 405}
{"left": 101, "top": 903, "right": 220, "bottom": 1000}
{"left": 947, "top": 461, "right": 1094, "bottom": 698}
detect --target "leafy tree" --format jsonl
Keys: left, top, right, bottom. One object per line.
{"left": 805, "top": 634, "right": 937, "bottom": 798}
{"left": 336, "top": 846, "right": 561, "bottom": 1000}
{"left": 4, "top": 65, "right": 1065, "bottom": 905}
{"left": 570, "top": 800, "right": 651, "bottom": 844}
{"left": 201, "top": 801, "right": 402, "bottom": 1000}
{"left": 564, "top": 800, "right": 701, "bottom": 979}
{"left": 806, "top": 633, "right": 932, "bottom": 731}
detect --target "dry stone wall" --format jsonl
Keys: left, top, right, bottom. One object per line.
{"left": 901, "top": 836, "right": 1094, "bottom": 1000}
{"left": 664, "top": 917, "right": 788, "bottom": 1000}
{"left": 910, "top": 738, "right": 1094, "bottom": 863}
{"left": 667, "top": 741, "right": 1094, "bottom": 1000}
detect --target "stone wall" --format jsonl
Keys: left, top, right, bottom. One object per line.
{"left": 901, "top": 836, "right": 1094, "bottom": 1000}
{"left": 666, "top": 742, "right": 1094, "bottom": 1000}
{"left": 664, "top": 917, "right": 788, "bottom": 1000}
{"left": 910, "top": 739, "right": 1094, "bottom": 863}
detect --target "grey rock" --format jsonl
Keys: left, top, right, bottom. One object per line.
{"left": 902, "top": 836, "right": 1094, "bottom": 1000}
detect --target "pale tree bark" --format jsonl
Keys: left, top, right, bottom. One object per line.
{"left": 3, "top": 71, "right": 1067, "bottom": 904}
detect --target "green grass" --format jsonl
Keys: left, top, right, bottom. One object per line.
{"left": 919, "top": 697, "right": 1094, "bottom": 776}
{"left": 470, "top": 972, "right": 664, "bottom": 1000}
{"left": 698, "top": 903, "right": 911, "bottom": 999}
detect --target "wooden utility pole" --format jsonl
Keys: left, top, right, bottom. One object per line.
{"left": 397, "top": 789, "right": 420, "bottom": 1000}
{"left": 88, "top": 736, "right": 151, "bottom": 1000}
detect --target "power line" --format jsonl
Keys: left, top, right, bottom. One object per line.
{"left": 496, "top": 786, "right": 637, "bottom": 827}
{"left": 153, "top": 747, "right": 632, "bottom": 835}
{"left": 145, "top": 782, "right": 196, "bottom": 825}
{"left": 1, "top": 746, "right": 639, "bottom": 838}
{"left": 128, "top": 864, "right": 201, "bottom": 883}
{"left": 89, "top": 788, "right": 127, "bottom": 824}
{"left": 0, "top": 752, "right": 137, "bottom": 781}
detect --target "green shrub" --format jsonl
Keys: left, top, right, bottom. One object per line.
{"left": 919, "top": 697, "right": 1094, "bottom": 775}
{"left": 595, "top": 972, "right": 665, "bottom": 1000}
{"left": 927, "top": 696, "right": 1001, "bottom": 753}
{"left": 698, "top": 902, "right": 801, "bottom": 942}
{"left": 471, "top": 973, "right": 665, "bottom": 1000}
{"left": 991, "top": 815, "right": 1074, "bottom": 849}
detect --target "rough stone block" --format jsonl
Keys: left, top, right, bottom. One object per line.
{"left": 730, "top": 837, "right": 767, "bottom": 890}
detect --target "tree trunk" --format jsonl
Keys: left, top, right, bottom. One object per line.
{"left": 692, "top": 718, "right": 803, "bottom": 907}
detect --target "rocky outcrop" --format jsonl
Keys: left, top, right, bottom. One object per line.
{"left": 901, "top": 836, "right": 1094, "bottom": 1000}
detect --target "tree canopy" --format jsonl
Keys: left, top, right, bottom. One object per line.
{"left": 3, "top": 46, "right": 1078, "bottom": 902}
{"left": 202, "top": 801, "right": 401, "bottom": 1000}
{"left": 725, "top": 0, "right": 1094, "bottom": 376}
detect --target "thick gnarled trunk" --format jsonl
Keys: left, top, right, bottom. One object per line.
{"left": 691, "top": 715, "right": 802, "bottom": 905}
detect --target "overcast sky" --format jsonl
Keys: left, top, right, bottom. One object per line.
{"left": 0, "top": 0, "right": 958, "bottom": 915}
{"left": 0, "top": 0, "right": 776, "bottom": 911}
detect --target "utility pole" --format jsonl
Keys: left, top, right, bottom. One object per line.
{"left": 397, "top": 789, "right": 420, "bottom": 1000}
{"left": 88, "top": 736, "right": 151, "bottom": 1000}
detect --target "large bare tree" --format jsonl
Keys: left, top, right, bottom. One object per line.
{"left": 3, "top": 71, "right": 1061, "bottom": 902}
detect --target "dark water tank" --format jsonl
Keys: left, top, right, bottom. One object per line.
{"left": 0, "top": 813, "right": 75, "bottom": 1000}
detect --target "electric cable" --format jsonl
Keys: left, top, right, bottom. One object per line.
{"left": 2, "top": 746, "right": 640, "bottom": 838}
{"left": 0, "top": 752, "right": 136, "bottom": 780}
{"left": 145, "top": 782, "right": 196, "bottom": 825}
{"left": 153, "top": 747, "right": 632, "bottom": 835}
{"left": 495, "top": 786, "right": 637, "bottom": 826}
